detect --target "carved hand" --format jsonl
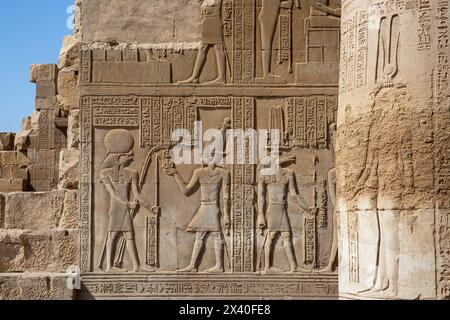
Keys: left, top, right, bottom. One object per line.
{"left": 163, "top": 167, "right": 178, "bottom": 177}
{"left": 128, "top": 201, "right": 139, "bottom": 210}
{"left": 223, "top": 214, "right": 231, "bottom": 234}
{"left": 257, "top": 214, "right": 267, "bottom": 230}
{"left": 309, "top": 207, "right": 318, "bottom": 217}
{"left": 281, "top": 1, "right": 294, "bottom": 9}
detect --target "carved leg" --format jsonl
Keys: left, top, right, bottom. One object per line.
{"left": 282, "top": 232, "right": 309, "bottom": 273}
{"left": 107, "top": 232, "right": 126, "bottom": 272}
{"left": 177, "top": 232, "right": 206, "bottom": 272}
{"left": 205, "top": 232, "right": 224, "bottom": 273}
{"left": 178, "top": 45, "right": 208, "bottom": 84}
{"left": 321, "top": 209, "right": 338, "bottom": 273}
{"left": 263, "top": 232, "right": 284, "bottom": 274}
{"left": 379, "top": 210, "right": 399, "bottom": 295}
{"left": 259, "top": 0, "right": 281, "bottom": 78}
{"left": 122, "top": 232, "right": 142, "bottom": 273}
{"left": 204, "top": 45, "right": 226, "bottom": 85}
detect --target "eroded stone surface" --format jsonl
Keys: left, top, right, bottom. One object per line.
{"left": 337, "top": 0, "right": 449, "bottom": 300}
{"left": 0, "top": 274, "right": 75, "bottom": 300}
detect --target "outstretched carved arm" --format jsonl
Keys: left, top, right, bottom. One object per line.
{"left": 174, "top": 169, "right": 200, "bottom": 196}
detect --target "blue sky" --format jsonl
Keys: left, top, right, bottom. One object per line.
{"left": 0, "top": 0, "right": 74, "bottom": 133}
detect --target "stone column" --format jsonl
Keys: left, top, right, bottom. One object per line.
{"left": 337, "top": 0, "right": 449, "bottom": 299}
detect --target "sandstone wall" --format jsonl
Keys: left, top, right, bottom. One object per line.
{"left": 81, "top": 0, "right": 201, "bottom": 44}
{"left": 337, "top": 0, "right": 450, "bottom": 300}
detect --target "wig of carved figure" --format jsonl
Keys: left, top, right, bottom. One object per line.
{"left": 257, "top": 154, "right": 315, "bottom": 273}
{"left": 99, "top": 129, "right": 152, "bottom": 273}
{"left": 179, "top": 0, "right": 226, "bottom": 85}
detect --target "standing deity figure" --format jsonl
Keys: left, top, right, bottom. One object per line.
{"left": 258, "top": 155, "right": 314, "bottom": 273}
{"left": 258, "top": 0, "right": 300, "bottom": 80}
{"left": 310, "top": 0, "right": 341, "bottom": 17}
{"left": 322, "top": 123, "right": 338, "bottom": 272}
{"left": 167, "top": 156, "right": 231, "bottom": 273}
{"left": 100, "top": 129, "right": 151, "bottom": 273}
{"left": 179, "top": 0, "right": 226, "bottom": 85}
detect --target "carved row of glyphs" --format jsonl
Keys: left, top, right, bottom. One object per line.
{"left": 80, "top": 95, "right": 338, "bottom": 274}
{"left": 81, "top": 277, "right": 338, "bottom": 298}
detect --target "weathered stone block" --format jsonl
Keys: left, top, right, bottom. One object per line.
{"left": 59, "top": 190, "right": 79, "bottom": 230}
{"left": 58, "top": 35, "right": 81, "bottom": 70}
{"left": 0, "top": 229, "right": 78, "bottom": 273}
{"left": 0, "top": 274, "right": 75, "bottom": 300}
{"left": 30, "top": 64, "right": 58, "bottom": 84}
{"left": 3, "top": 191, "right": 65, "bottom": 230}
{"left": 58, "top": 149, "right": 80, "bottom": 190}
{"left": 0, "top": 133, "right": 15, "bottom": 151}
{"left": 0, "top": 179, "right": 27, "bottom": 193}
{"left": 67, "top": 110, "right": 80, "bottom": 149}
{"left": 57, "top": 69, "right": 80, "bottom": 112}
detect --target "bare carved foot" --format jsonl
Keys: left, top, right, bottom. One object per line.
{"left": 177, "top": 265, "right": 198, "bottom": 273}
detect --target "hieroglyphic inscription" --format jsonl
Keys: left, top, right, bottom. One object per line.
{"left": 232, "top": 97, "right": 255, "bottom": 272}
{"left": 436, "top": 0, "right": 449, "bottom": 106}
{"left": 80, "top": 96, "right": 93, "bottom": 271}
{"left": 348, "top": 210, "right": 359, "bottom": 283}
{"left": 232, "top": 0, "right": 256, "bottom": 83}
{"left": 340, "top": 10, "right": 368, "bottom": 93}
{"left": 304, "top": 216, "right": 317, "bottom": 267}
{"left": 438, "top": 210, "right": 450, "bottom": 298}
{"left": 81, "top": 275, "right": 338, "bottom": 298}
{"left": 223, "top": 0, "right": 233, "bottom": 37}
{"left": 418, "top": 0, "right": 432, "bottom": 50}
{"left": 92, "top": 96, "right": 139, "bottom": 127}
{"left": 140, "top": 97, "right": 233, "bottom": 147}
{"left": 146, "top": 215, "right": 159, "bottom": 268}
{"left": 285, "top": 96, "right": 337, "bottom": 148}
{"left": 319, "top": 178, "right": 328, "bottom": 228}
{"left": 279, "top": 14, "right": 290, "bottom": 67}
{"left": 81, "top": 50, "right": 92, "bottom": 84}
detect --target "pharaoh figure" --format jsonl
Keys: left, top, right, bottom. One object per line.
{"left": 258, "top": 0, "right": 301, "bottom": 80}
{"left": 257, "top": 154, "right": 314, "bottom": 273}
{"left": 100, "top": 129, "right": 151, "bottom": 273}
{"left": 310, "top": 0, "right": 341, "bottom": 17}
{"left": 179, "top": 0, "right": 226, "bottom": 85}
{"left": 322, "top": 123, "right": 338, "bottom": 272}
{"left": 167, "top": 151, "right": 231, "bottom": 273}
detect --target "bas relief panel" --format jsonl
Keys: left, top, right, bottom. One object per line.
{"left": 79, "top": 0, "right": 340, "bottom": 299}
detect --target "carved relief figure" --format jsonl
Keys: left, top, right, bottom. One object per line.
{"left": 100, "top": 129, "right": 151, "bottom": 273}
{"left": 257, "top": 154, "right": 314, "bottom": 273}
{"left": 310, "top": 0, "right": 341, "bottom": 17}
{"left": 167, "top": 155, "right": 231, "bottom": 273}
{"left": 179, "top": 0, "right": 226, "bottom": 85}
{"left": 322, "top": 123, "right": 338, "bottom": 272}
{"left": 258, "top": 0, "right": 301, "bottom": 81}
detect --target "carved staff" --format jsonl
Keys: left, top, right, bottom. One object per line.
{"left": 146, "top": 154, "right": 161, "bottom": 268}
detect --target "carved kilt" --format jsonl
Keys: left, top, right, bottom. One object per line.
{"left": 266, "top": 184, "right": 291, "bottom": 232}
{"left": 201, "top": 3, "right": 223, "bottom": 45}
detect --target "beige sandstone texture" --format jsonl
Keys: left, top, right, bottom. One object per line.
{"left": 337, "top": 0, "right": 450, "bottom": 300}
{"left": 0, "top": 0, "right": 448, "bottom": 301}
{"left": 81, "top": 0, "right": 202, "bottom": 44}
